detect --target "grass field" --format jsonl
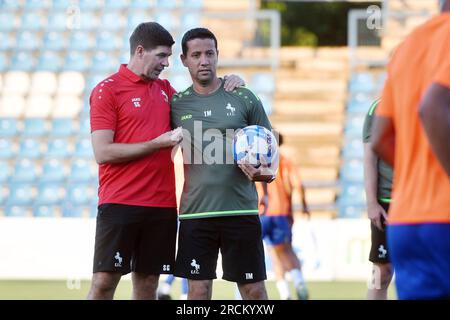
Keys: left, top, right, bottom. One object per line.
{"left": 0, "top": 280, "right": 397, "bottom": 300}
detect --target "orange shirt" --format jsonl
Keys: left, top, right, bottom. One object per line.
{"left": 376, "top": 13, "right": 450, "bottom": 224}
{"left": 257, "top": 153, "right": 301, "bottom": 216}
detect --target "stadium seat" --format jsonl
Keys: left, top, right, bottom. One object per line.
{"left": 30, "top": 72, "right": 57, "bottom": 95}
{"left": 0, "top": 94, "right": 26, "bottom": 117}
{"left": 1, "top": 0, "right": 21, "bottom": 9}
{"left": 0, "top": 12, "right": 17, "bottom": 32}
{"left": 0, "top": 186, "right": 7, "bottom": 206}
{"left": 101, "top": 11, "right": 125, "bottom": 31}
{"left": 43, "top": 32, "right": 67, "bottom": 51}
{"left": 21, "top": 11, "right": 45, "bottom": 30}
{"left": 342, "top": 138, "right": 364, "bottom": 160}
{"left": 79, "top": 0, "right": 103, "bottom": 9}
{"left": 0, "top": 161, "right": 11, "bottom": 183}
{"left": 47, "top": 12, "right": 67, "bottom": 31}
{"left": 24, "top": 94, "right": 53, "bottom": 118}
{"left": 181, "top": 12, "right": 201, "bottom": 30}
{"left": 337, "top": 203, "right": 365, "bottom": 219}
{"left": 69, "top": 159, "right": 94, "bottom": 183}
{"left": 0, "top": 32, "right": 15, "bottom": 50}
{"left": 258, "top": 93, "right": 273, "bottom": 116}
{"left": 61, "top": 203, "right": 85, "bottom": 218}
{"left": 4, "top": 205, "right": 30, "bottom": 217}
{"left": 37, "top": 51, "right": 63, "bottom": 72}
{"left": 47, "top": 139, "right": 72, "bottom": 159}
{"left": 0, "top": 139, "right": 15, "bottom": 159}
{"left": 340, "top": 159, "right": 364, "bottom": 183}
{"left": 0, "top": 118, "right": 19, "bottom": 137}
{"left": 6, "top": 183, "right": 35, "bottom": 206}
{"left": 155, "top": 11, "right": 176, "bottom": 32}
{"left": 183, "top": 0, "right": 204, "bottom": 9}
{"left": 11, "top": 52, "right": 36, "bottom": 71}
{"left": 0, "top": 53, "right": 8, "bottom": 72}
{"left": 74, "top": 138, "right": 94, "bottom": 158}
{"left": 23, "top": 118, "right": 48, "bottom": 137}
{"left": 57, "top": 72, "right": 85, "bottom": 95}
{"left": 156, "top": 0, "right": 177, "bottom": 9}
{"left": 3, "top": 71, "right": 31, "bottom": 95}
{"left": 68, "top": 31, "right": 94, "bottom": 51}
{"left": 349, "top": 72, "right": 375, "bottom": 94}
{"left": 17, "top": 31, "right": 41, "bottom": 51}
{"left": 79, "top": 11, "right": 98, "bottom": 31}
{"left": 127, "top": 11, "right": 153, "bottom": 32}
{"left": 105, "top": 0, "right": 130, "bottom": 9}
{"left": 96, "top": 31, "right": 121, "bottom": 51}
{"left": 63, "top": 52, "right": 90, "bottom": 72}
{"left": 344, "top": 114, "right": 365, "bottom": 138}
{"left": 53, "top": 95, "right": 82, "bottom": 118}
{"left": 25, "top": 0, "right": 51, "bottom": 9}
{"left": 169, "top": 73, "right": 191, "bottom": 92}
{"left": 90, "top": 52, "right": 117, "bottom": 73}
{"left": 33, "top": 205, "right": 58, "bottom": 218}
{"left": 66, "top": 183, "right": 93, "bottom": 206}
{"left": 40, "top": 159, "right": 66, "bottom": 183}
{"left": 18, "top": 139, "right": 42, "bottom": 159}
{"left": 10, "top": 159, "right": 38, "bottom": 183}
{"left": 52, "top": 0, "right": 73, "bottom": 10}
{"left": 50, "top": 118, "right": 76, "bottom": 137}
{"left": 35, "top": 183, "right": 63, "bottom": 206}
{"left": 130, "top": 0, "right": 154, "bottom": 9}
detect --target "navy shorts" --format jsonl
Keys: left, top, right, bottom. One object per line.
{"left": 93, "top": 203, "right": 177, "bottom": 275}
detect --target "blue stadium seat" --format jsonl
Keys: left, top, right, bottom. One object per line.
{"left": 63, "top": 52, "right": 90, "bottom": 71}
{"left": 337, "top": 182, "right": 366, "bottom": 218}
{"left": 0, "top": 12, "right": 16, "bottom": 32}
{"left": 74, "top": 138, "right": 94, "bottom": 158}
{"left": 23, "top": 118, "right": 47, "bottom": 137}
{"left": 349, "top": 72, "right": 375, "bottom": 93}
{"left": 105, "top": 0, "right": 130, "bottom": 9}
{"left": 184, "top": 0, "right": 204, "bottom": 9}
{"left": 169, "top": 73, "right": 191, "bottom": 92}
{"left": 17, "top": 31, "right": 41, "bottom": 50}
{"left": 66, "top": 183, "right": 92, "bottom": 206}
{"left": 258, "top": 93, "right": 273, "bottom": 116}
{"left": 0, "top": 186, "right": 7, "bottom": 206}
{"left": 79, "top": 11, "right": 98, "bottom": 31}
{"left": 85, "top": 72, "right": 108, "bottom": 92}
{"left": 344, "top": 114, "right": 365, "bottom": 138}
{"left": 101, "top": 11, "right": 124, "bottom": 31}
{"left": 47, "top": 139, "right": 71, "bottom": 158}
{"left": 340, "top": 160, "right": 364, "bottom": 183}
{"left": 181, "top": 12, "right": 201, "bottom": 29}
{"left": 1, "top": 0, "right": 22, "bottom": 9}
{"left": 0, "top": 32, "right": 15, "bottom": 50}
{"left": 68, "top": 31, "right": 94, "bottom": 51}
{"left": 43, "top": 32, "right": 67, "bottom": 51}
{"left": 0, "top": 161, "right": 11, "bottom": 183}
{"left": 18, "top": 139, "right": 42, "bottom": 159}
{"left": 90, "top": 52, "right": 117, "bottom": 73}
{"left": 342, "top": 138, "right": 364, "bottom": 160}
{"left": 130, "top": 0, "right": 153, "bottom": 9}
{"left": 0, "top": 139, "right": 15, "bottom": 159}
{"left": 25, "top": 0, "right": 51, "bottom": 9}
{"left": 47, "top": 12, "right": 67, "bottom": 31}
{"left": 127, "top": 11, "right": 153, "bottom": 33}
{"left": 61, "top": 203, "right": 85, "bottom": 218}
{"left": 79, "top": 0, "right": 103, "bottom": 9}
{"left": 37, "top": 51, "right": 63, "bottom": 72}
{"left": 4, "top": 205, "right": 30, "bottom": 217}
{"left": 35, "top": 183, "right": 62, "bottom": 206}
{"left": 50, "top": 118, "right": 75, "bottom": 137}
{"left": 69, "top": 159, "right": 94, "bottom": 183}
{"left": 156, "top": 0, "right": 177, "bottom": 8}
{"left": 11, "top": 52, "right": 35, "bottom": 71}
{"left": 97, "top": 31, "right": 121, "bottom": 51}
{"left": 155, "top": 12, "right": 175, "bottom": 31}
{"left": 78, "top": 117, "right": 91, "bottom": 137}
{"left": 10, "top": 159, "right": 39, "bottom": 183}
{"left": 337, "top": 203, "right": 365, "bottom": 218}
{"left": 0, "top": 118, "right": 19, "bottom": 137}
{"left": 52, "top": 0, "right": 73, "bottom": 10}
{"left": 6, "top": 183, "right": 34, "bottom": 206}
{"left": 40, "top": 159, "right": 66, "bottom": 183}
{"left": 21, "top": 11, "right": 45, "bottom": 30}
{"left": 33, "top": 205, "right": 58, "bottom": 218}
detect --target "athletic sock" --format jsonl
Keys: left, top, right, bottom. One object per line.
{"left": 276, "top": 280, "right": 291, "bottom": 300}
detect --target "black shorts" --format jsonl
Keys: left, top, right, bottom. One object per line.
{"left": 93, "top": 203, "right": 177, "bottom": 275}
{"left": 369, "top": 201, "right": 390, "bottom": 264}
{"left": 174, "top": 215, "right": 267, "bottom": 283}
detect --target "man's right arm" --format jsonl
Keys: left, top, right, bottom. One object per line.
{"left": 91, "top": 129, "right": 181, "bottom": 165}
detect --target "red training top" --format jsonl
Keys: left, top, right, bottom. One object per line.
{"left": 90, "top": 64, "right": 177, "bottom": 208}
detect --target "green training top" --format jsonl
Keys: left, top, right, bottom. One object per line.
{"left": 171, "top": 81, "right": 272, "bottom": 219}
{"left": 362, "top": 99, "right": 393, "bottom": 202}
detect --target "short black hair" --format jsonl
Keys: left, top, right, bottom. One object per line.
{"left": 129, "top": 22, "right": 175, "bottom": 55}
{"left": 181, "top": 28, "right": 218, "bottom": 56}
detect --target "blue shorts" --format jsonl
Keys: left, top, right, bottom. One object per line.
{"left": 388, "top": 223, "right": 450, "bottom": 299}
{"left": 260, "top": 215, "right": 292, "bottom": 246}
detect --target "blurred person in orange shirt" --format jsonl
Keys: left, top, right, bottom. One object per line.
{"left": 257, "top": 132, "right": 310, "bottom": 300}
{"left": 371, "top": 0, "right": 450, "bottom": 299}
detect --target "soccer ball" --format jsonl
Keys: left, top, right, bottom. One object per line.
{"left": 233, "top": 125, "right": 279, "bottom": 172}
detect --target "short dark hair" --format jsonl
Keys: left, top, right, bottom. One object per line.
{"left": 129, "top": 22, "right": 175, "bottom": 55}
{"left": 181, "top": 28, "right": 218, "bottom": 56}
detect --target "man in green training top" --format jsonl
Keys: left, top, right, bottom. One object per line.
{"left": 362, "top": 99, "right": 394, "bottom": 300}
{"left": 171, "top": 28, "right": 275, "bottom": 300}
